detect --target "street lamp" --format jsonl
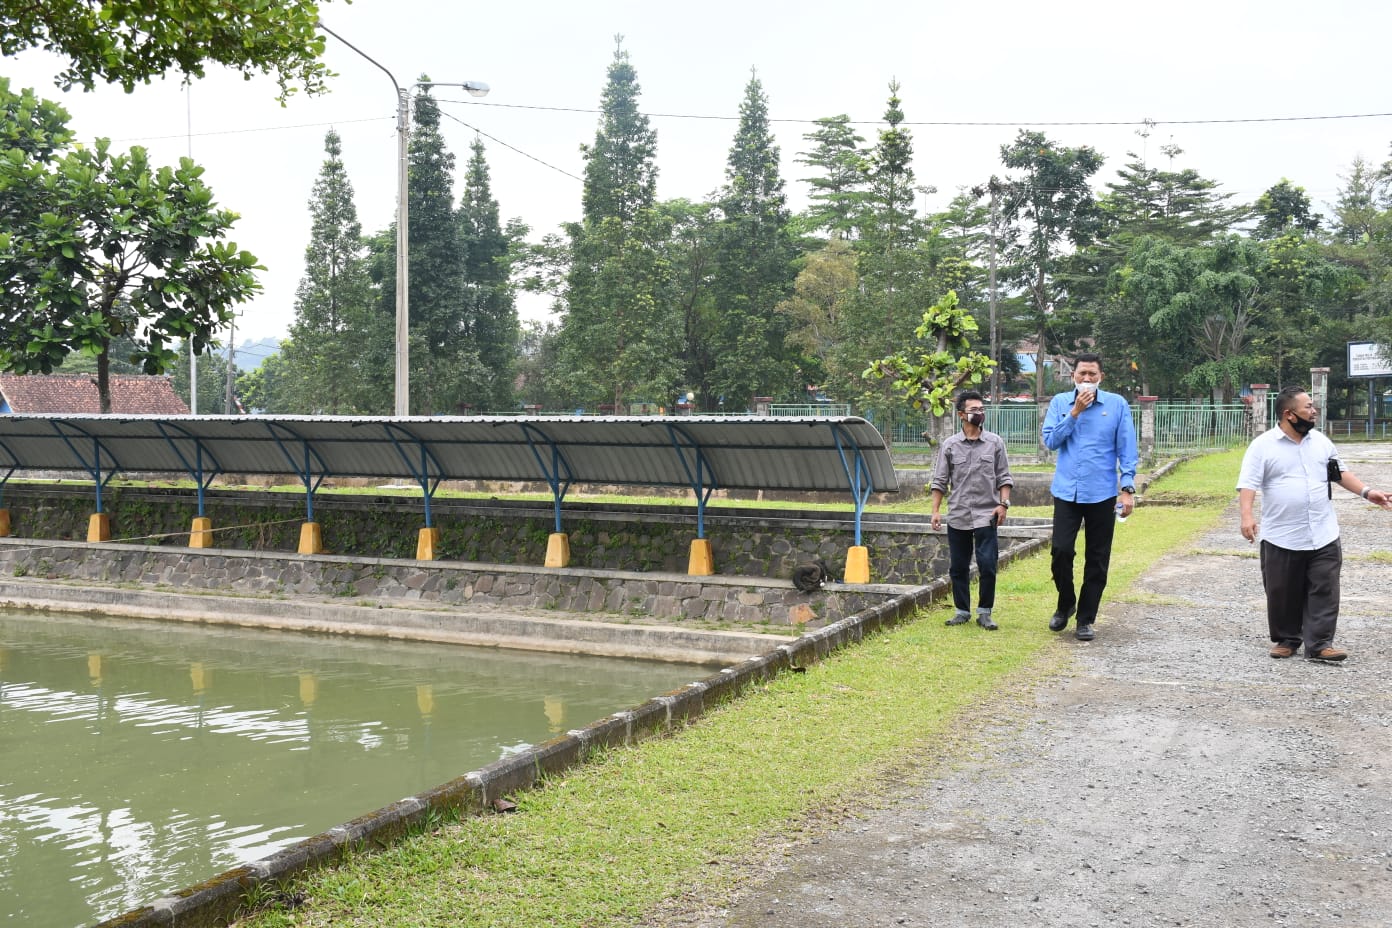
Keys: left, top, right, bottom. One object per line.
{"left": 320, "top": 24, "right": 489, "bottom": 416}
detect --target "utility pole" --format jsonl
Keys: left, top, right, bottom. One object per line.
{"left": 988, "top": 177, "right": 1001, "bottom": 403}
{"left": 224, "top": 315, "right": 236, "bottom": 414}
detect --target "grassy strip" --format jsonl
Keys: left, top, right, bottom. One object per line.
{"left": 239, "top": 451, "right": 1242, "bottom": 928}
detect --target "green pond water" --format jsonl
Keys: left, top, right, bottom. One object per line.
{"left": 0, "top": 610, "right": 715, "bottom": 927}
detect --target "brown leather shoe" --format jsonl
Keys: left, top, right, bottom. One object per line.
{"left": 1307, "top": 647, "right": 1348, "bottom": 662}
{"left": 1269, "top": 644, "right": 1297, "bottom": 659}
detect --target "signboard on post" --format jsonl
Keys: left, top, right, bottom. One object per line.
{"left": 1347, "top": 341, "right": 1392, "bottom": 378}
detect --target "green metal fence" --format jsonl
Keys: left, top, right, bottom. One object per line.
{"left": 1145, "top": 403, "right": 1250, "bottom": 455}
{"left": 869, "top": 401, "right": 1255, "bottom": 459}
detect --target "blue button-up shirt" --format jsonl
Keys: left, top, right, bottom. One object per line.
{"left": 1042, "top": 388, "right": 1139, "bottom": 504}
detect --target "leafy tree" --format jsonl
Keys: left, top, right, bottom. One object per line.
{"left": 1, "top": 0, "right": 336, "bottom": 99}
{"left": 794, "top": 114, "right": 866, "bottom": 241}
{"left": 514, "top": 318, "right": 566, "bottom": 411}
{"left": 0, "top": 83, "right": 262, "bottom": 412}
{"left": 1118, "top": 235, "right": 1272, "bottom": 402}
{"left": 997, "top": 130, "right": 1104, "bottom": 400}
{"left": 1253, "top": 178, "right": 1320, "bottom": 239}
{"left": 457, "top": 136, "right": 520, "bottom": 411}
{"left": 703, "top": 72, "right": 799, "bottom": 409}
{"left": 865, "top": 289, "right": 995, "bottom": 443}
{"left": 558, "top": 38, "right": 680, "bottom": 410}
{"left": 658, "top": 197, "right": 720, "bottom": 408}
{"left": 276, "top": 129, "right": 383, "bottom": 414}
{"left": 775, "top": 238, "right": 858, "bottom": 395}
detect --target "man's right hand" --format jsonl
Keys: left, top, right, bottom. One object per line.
{"left": 930, "top": 513, "right": 942, "bottom": 531}
{"left": 1071, "top": 389, "right": 1095, "bottom": 417}
{"left": 1240, "top": 514, "right": 1259, "bottom": 544}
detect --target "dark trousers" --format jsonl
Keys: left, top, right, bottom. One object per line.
{"left": 1259, "top": 539, "right": 1341, "bottom": 652}
{"left": 1050, "top": 496, "right": 1118, "bottom": 625}
{"left": 947, "top": 524, "right": 999, "bottom": 612}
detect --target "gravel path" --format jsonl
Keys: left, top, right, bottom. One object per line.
{"left": 692, "top": 443, "right": 1392, "bottom": 928}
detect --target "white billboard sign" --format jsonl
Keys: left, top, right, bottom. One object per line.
{"left": 1347, "top": 341, "right": 1392, "bottom": 378}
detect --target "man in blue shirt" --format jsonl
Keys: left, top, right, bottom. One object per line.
{"left": 1041, "top": 353, "right": 1139, "bottom": 640}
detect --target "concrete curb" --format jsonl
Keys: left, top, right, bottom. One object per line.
{"left": 0, "top": 579, "right": 793, "bottom": 666}
{"left": 90, "top": 534, "right": 1047, "bottom": 928}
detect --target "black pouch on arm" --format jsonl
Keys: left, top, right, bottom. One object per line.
{"left": 1327, "top": 458, "right": 1343, "bottom": 499}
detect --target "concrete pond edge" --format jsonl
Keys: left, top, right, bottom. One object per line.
{"left": 92, "top": 534, "right": 1049, "bottom": 928}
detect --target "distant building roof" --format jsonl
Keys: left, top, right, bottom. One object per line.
{"left": 0, "top": 374, "right": 189, "bottom": 415}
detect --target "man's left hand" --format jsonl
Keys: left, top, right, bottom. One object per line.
{"left": 1119, "top": 490, "right": 1135, "bottom": 519}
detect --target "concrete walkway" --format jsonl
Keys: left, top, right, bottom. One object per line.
{"left": 700, "top": 443, "right": 1392, "bottom": 928}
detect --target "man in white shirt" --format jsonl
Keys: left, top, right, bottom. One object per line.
{"left": 1237, "top": 386, "right": 1391, "bottom": 661}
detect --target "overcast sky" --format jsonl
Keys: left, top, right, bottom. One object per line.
{"left": 6, "top": 0, "right": 1392, "bottom": 365}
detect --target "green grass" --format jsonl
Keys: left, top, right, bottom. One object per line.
{"left": 234, "top": 452, "right": 1242, "bottom": 927}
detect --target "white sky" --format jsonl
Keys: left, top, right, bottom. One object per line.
{"left": 6, "top": 0, "right": 1392, "bottom": 364}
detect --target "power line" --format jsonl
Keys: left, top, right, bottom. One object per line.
{"left": 437, "top": 109, "right": 583, "bottom": 182}
{"left": 456, "top": 99, "right": 1392, "bottom": 128}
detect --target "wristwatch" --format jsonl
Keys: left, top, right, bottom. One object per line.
{"left": 1120, "top": 485, "right": 1135, "bottom": 494}
{"left": 998, "top": 499, "right": 1010, "bottom": 508}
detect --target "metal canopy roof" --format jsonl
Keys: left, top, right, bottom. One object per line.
{"left": 0, "top": 414, "right": 897, "bottom": 541}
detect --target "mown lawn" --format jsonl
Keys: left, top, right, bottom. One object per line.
{"left": 236, "top": 450, "right": 1243, "bottom": 928}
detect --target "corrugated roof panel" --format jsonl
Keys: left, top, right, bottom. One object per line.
{"left": 0, "top": 415, "right": 898, "bottom": 494}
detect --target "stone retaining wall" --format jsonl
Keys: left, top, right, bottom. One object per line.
{"left": 0, "top": 539, "right": 922, "bottom": 630}
{"left": 0, "top": 484, "right": 1046, "bottom": 585}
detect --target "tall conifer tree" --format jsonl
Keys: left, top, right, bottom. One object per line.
{"left": 559, "top": 38, "right": 679, "bottom": 410}
{"left": 278, "top": 129, "right": 382, "bottom": 413}
{"left": 458, "top": 136, "right": 519, "bottom": 411}
{"left": 702, "top": 71, "right": 798, "bottom": 408}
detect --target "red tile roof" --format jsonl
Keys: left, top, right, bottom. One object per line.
{"left": 0, "top": 374, "right": 190, "bottom": 415}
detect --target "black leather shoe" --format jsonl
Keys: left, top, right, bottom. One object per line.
{"left": 977, "top": 615, "right": 998, "bottom": 631}
{"left": 945, "top": 612, "right": 971, "bottom": 626}
{"left": 1074, "top": 623, "right": 1095, "bottom": 641}
{"left": 1048, "top": 608, "right": 1075, "bottom": 632}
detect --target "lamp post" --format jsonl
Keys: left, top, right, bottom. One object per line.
{"left": 319, "top": 24, "right": 488, "bottom": 416}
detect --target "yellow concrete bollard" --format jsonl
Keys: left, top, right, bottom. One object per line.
{"left": 189, "top": 516, "right": 214, "bottom": 548}
{"left": 0, "top": 509, "right": 9, "bottom": 538}
{"left": 87, "top": 513, "right": 111, "bottom": 542}
{"left": 416, "top": 526, "right": 441, "bottom": 561}
{"left": 843, "top": 545, "right": 870, "bottom": 584}
{"left": 688, "top": 538, "right": 715, "bottom": 576}
{"left": 298, "top": 522, "right": 323, "bottom": 555}
{"left": 544, "top": 532, "right": 571, "bottom": 568}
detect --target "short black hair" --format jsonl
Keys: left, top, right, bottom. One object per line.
{"left": 1075, "top": 352, "right": 1102, "bottom": 367}
{"left": 1276, "top": 385, "right": 1309, "bottom": 415}
{"left": 955, "top": 389, "right": 984, "bottom": 412}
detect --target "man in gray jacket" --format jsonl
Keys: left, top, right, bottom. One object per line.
{"left": 930, "top": 390, "right": 1014, "bottom": 630}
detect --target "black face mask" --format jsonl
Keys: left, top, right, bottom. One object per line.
{"left": 1289, "top": 413, "right": 1316, "bottom": 435}
{"left": 966, "top": 412, "right": 985, "bottom": 427}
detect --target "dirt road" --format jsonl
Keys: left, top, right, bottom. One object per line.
{"left": 687, "top": 444, "right": 1392, "bottom": 928}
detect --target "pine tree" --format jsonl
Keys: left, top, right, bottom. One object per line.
{"left": 794, "top": 115, "right": 866, "bottom": 241}
{"left": 837, "top": 82, "right": 931, "bottom": 422}
{"left": 703, "top": 71, "right": 799, "bottom": 409}
{"left": 558, "top": 38, "right": 680, "bottom": 410}
{"left": 372, "top": 81, "right": 475, "bottom": 414}
{"left": 458, "top": 136, "right": 519, "bottom": 411}
{"left": 277, "top": 129, "right": 381, "bottom": 413}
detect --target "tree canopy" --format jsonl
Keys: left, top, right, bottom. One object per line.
{"left": 1, "top": 0, "right": 336, "bottom": 99}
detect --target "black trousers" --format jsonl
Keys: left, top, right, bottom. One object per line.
{"left": 1050, "top": 496, "right": 1118, "bottom": 625}
{"left": 1259, "top": 539, "right": 1341, "bottom": 652}
{"left": 946, "top": 524, "right": 999, "bottom": 612}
